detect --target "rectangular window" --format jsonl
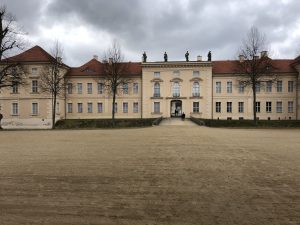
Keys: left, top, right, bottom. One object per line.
{"left": 77, "top": 103, "right": 83, "bottom": 113}
{"left": 216, "top": 102, "right": 221, "bottom": 113}
{"left": 87, "top": 103, "right": 93, "bottom": 113}
{"left": 67, "top": 103, "right": 73, "bottom": 113}
{"left": 97, "top": 102, "right": 103, "bottom": 113}
{"left": 238, "top": 102, "right": 244, "bottom": 113}
{"left": 87, "top": 83, "right": 93, "bottom": 94}
{"left": 256, "top": 102, "right": 261, "bottom": 113}
{"left": 227, "top": 102, "right": 232, "bottom": 113}
{"left": 276, "top": 101, "right": 282, "bottom": 113}
{"left": 154, "top": 72, "right": 160, "bottom": 78}
{"left": 133, "top": 102, "right": 138, "bottom": 113}
{"left": 133, "top": 83, "right": 139, "bottom": 94}
{"left": 255, "top": 82, "right": 261, "bottom": 93}
{"left": 154, "top": 102, "right": 160, "bottom": 113}
{"left": 12, "top": 103, "right": 18, "bottom": 115}
{"left": 216, "top": 82, "right": 221, "bottom": 93}
{"left": 288, "top": 101, "right": 294, "bottom": 113}
{"left": 193, "top": 102, "right": 199, "bottom": 113}
{"left": 227, "top": 81, "right": 232, "bottom": 93}
{"left": 32, "top": 80, "right": 38, "bottom": 93}
{"left": 56, "top": 102, "right": 60, "bottom": 114}
{"left": 238, "top": 82, "right": 244, "bottom": 93}
{"left": 266, "top": 101, "right": 272, "bottom": 113}
{"left": 32, "top": 103, "right": 38, "bottom": 115}
{"left": 193, "top": 71, "right": 200, "bottom": 77}
{"left": 123, "top": 102, "right": 128, "bottom": 113}
{"left": 32, "top": 67, "right": 38, "bottom": 76}
{"left": 114, "top": 102, "right": 117, "bottom": 113}
{"left": 12, "top": 82, "right": 18, "bottom": 93}
{"left": 288, "top": 81, "right": 294, "bottom": 92}
{"left": 97, "top": 83, "right": 104, "bottom": 94}
{"left": 77, "top": 83, "right": 83, "bottom": 94}
{"left": 266, "top": 81, "right": 272, "bottom": 92}
{"left": 67, "top": 83, "right": 73, "bottom": 94}
{"left": 277, "top": 81, "right": 282, "bottom": 92}
{"left": 123, "top": 83, "right": 129, "bottom": 94}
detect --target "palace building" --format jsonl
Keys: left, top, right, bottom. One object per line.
{"left": 0, "top": 45, "right": 300, "bottom": 129}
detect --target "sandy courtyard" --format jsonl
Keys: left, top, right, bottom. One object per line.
{"left": 0, "top": 125, "right": 299, "bottom": 225}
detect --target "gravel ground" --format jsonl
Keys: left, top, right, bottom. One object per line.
{"left": 0, "top": 126, "right": 299, "bottom": 225}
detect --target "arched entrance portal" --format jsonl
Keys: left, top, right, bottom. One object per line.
{"left": 170, "top": 100, "right": 182, "bottom": 117}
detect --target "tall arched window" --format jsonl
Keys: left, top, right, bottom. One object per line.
{"left": 173, "top": 82, "right": 180, "bottom": 97}
{"left": 154, "top": 82, "right": 160, "bottom": 97}
{"left": 192, "top": 82, "right": 200, "bottom": 97}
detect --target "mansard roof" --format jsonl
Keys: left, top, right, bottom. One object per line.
{"left": 213, "top": 59, "right": 297, "bottom": 74}
{"left": 67, "top": 59, "right": 142, "bottom": 76}
{"left": 4, "top": 45, "right": 56, "bottom": 63}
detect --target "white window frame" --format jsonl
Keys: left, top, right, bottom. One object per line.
{"left": 277, "top": 81, "right": 282, "bottom": 92}
{"left": 97, "top": 102, "right": 103, "bottom": 113}
{"left": 288, "top": 101, "right": 294, "bottom": 113}
{"left": 216, "top": 102, "right": 221, "bottom": 113}
{"left": 227, "top": 81, "right": 232, "bottom": 93}
{"left": 227, "top": 102, "right": 232, "bottom": 113}
{"left": 238, "top": 102, "right": 244, "bottom": 113}
{"left": 32, "top": 80, "right": 38, "bottom": 93}
{"left": 256, "top": 102, "right": 261, "bottom": 113}
{"left": 32, "top": 102, "right": 38, "bottom": 115}
{"left": 12, "top": 102, "right": 18, "bottom": 115}
{"left": 266, "top": 101, "right": 272, "bottom": 113}
{"left": 154, "top": 102, "right": 160, "bottom": 113}
{"left": 77, "top": 83, "right": 83, "bottom": 94}
{"left": 77, "top": 103, "right": 83, "bottom": 113}
{"left": 276, "top": 101, "right": 282, "bottom": 113}
{"left": 193, "top": 102, "right": 199, "bottom": 113}
{"left": 87, "top": 83, "right": 93, "bottom": 94}
{"left": 87, "top": 103, "right": 93, "bottom": 113}
{"left": 133, "top": 83, "right": 138, "bottom": 94}
{"left": 216, "top": 82, "right": 221, "bottom": 93}
{"left": 67, "top": 103, "right": 73, "bottom": 113}
{"left": 133, "top": 102, "right": 138, "bottom": 113}
{"left": 288, "top": 81, "right": 294, "bottom": 92}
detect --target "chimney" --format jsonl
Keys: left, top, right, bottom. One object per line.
{"left": 93, "top": 55, "right": 98, "bottom": 60}
{"left": 197, "top": 55, "right": 202, "bottom": 61}
{"left": 239, "top": 55, "right": 245, "bottom": 62}
{"left": 261, "top": 51, "right": 268, "bottom": 58}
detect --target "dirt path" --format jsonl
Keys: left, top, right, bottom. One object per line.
{"left": 160, "top": 118, "right": 197, "bottom": 126}
{"left": 0, "top": 127, "right": 299, "bottom": 225}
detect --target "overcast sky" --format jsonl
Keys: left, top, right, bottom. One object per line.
{"left": 3, "top": 0, "right": 300, "bottom": 66}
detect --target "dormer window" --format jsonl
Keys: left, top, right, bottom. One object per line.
{"left": 32, "top": 68, "right": 38, "bottom": 76}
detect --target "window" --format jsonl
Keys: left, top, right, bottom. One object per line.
{"left": 12, "top": 103, "right": 18, "bottom": 115}
{"left": 77, "top": 103, "right": 83, "bottom": 113}
{"left": 276, "top": 101, "right": 282, "bottom": 113}
{"left": 77, "top": 83, "right": 83, "bottom": 94}
{"left": 114, "top": 102, "right": 117, "bottom": 113}
{"left": 133, "top": 83, "right": 138, "bottom": 94}
{"left": 288, "top": 101, "right": 294, "bottom": 113}
{"left": 56, "top": 102, "right": 60, "bottom": 114}
{"left": 154, "top": 102, "right": 160, "bottom": 113}
{"left": 238, "top": 102, "right": 244, "bottom": 113}
{"left": 97, "top": 103, "right": 103, "bottom": 113}
{"left": 277, "top": 81, "right": 282, "bottom": 92}
{"left": 32, "top": 80, "right": 38, "bottom": 93}
{"left": 288, "top": 81, "right": 294, "bottom": 92}
{"left": 266, "top": 81, "right": 272, "bottom": 92}
{"left": 67, "top": 103, "right": 73, "bottom": 113}
{"left": 67, "top": 83, "right": 73, "bottom": 94}
{"left": 193, "top": 102, "right": 199, "bottom": 113}
{"left": 133, "top": 102, "right": 138, "bottom": 113}
{"left": 123, "top": 102, "right": 128, "bottom": 113}
{"left": 256, "top": 102, "right": 261, "bottom": 113}
{"left": 238, "top": 82, "right": 244, "bottom": 93}
{"left": 266, "top": 102, "right": 272, "bottom": 113}
{"left": 216, "top": 102, "right": 221, "bottom": 113}
{"left": 32, "top": 103, "right": 38, "bottom": 115}
{"left": 192, "top": 82, "right": 200, "bottom": 97}
{"left": 87, "top": 103, "right": 93, "bottom": 113}
{"left": 255, "top": 82, "right": 261, "bottom": 93}
{"left": 123, "top": 83, "right": 129, "bottom": 94}
{"left": 98, "top": 83, "right": 104, "bottom": 94}
{"left": 173, "top": 82, "right": 180, "bottom": 97}
{"left": 193, "top": 71, "right": 200, "bottom": 77}
{"left": 216, "top": 82, "right": 221, "bottom": 93}
{"left": 12, "top": 82, "right": 18, "bottom": 93}
{"left": 154, "top": 72, "right": 160, "bottom": 78}
{"left": 154, "top": 82, "right": 160, "bottom": 97}
{"left": 227, "top": 81, "right": 232, "bottom": 93}
{"left": 87, "top": 83, "right": 93, "bottom": 94}
{"left": 227, "top": 102, "right": 232, "bottom": 113}
{"left": 32, "top": 67, "right": 38, "bottom": 76}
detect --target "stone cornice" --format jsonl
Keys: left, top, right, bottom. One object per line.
{"left": 142, "top": 61, "right": 212, "bottom": 68}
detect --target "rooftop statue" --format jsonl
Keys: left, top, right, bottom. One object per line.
{"left": 185, "top": 51, "right": 189, "bottom": 62}
{"left": 142, "top": 51, "right": 147, "bottom": 63}
{"left": 164, "top": 52, "right": 168, "bottom": 62}
{"left": 208, "top": 51, "right": 212, "bottom": 61}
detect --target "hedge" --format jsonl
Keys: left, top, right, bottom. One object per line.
{"left": 55, "top": 117, "right": 163, "bottom": 129}
{"left": 190, "top": 117, "right": 300, "bottom": 128}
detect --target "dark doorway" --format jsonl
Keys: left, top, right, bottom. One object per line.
{"left": 170, "top": 100, "right": 182, "bottom": 117}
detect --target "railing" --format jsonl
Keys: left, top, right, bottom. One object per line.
{"left": 173, "top": 93, "right": 180, "bottom": 97}
{"left": 192, "top": 93, "right": 200, "bottom": 97}
{"left": 153, "top": 93, "right": 160, "bottom": 97}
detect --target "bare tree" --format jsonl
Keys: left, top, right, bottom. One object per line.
{"left": 0, "top": 5, "right": 25, "bottom": 89}
{"left": 102, "top": 41, "right": 131, "bottom": 126}
{"left": 39, "top": 41, "right": 68, "bottom": 129}
{"left": 237, "top": 26, "right": 276, "bottom": 124}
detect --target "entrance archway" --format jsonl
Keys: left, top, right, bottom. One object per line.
{"left": 170, "top": 100, "right": 182, "bottom": 117}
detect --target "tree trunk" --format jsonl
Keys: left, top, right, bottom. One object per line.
{"left": 52, "top": 93, "right": 56, "bottom": 129}
{"left": 252, "top": 83, "right": 257, "bottom": 125}
{"left": 112, "top": 90, "right": 116, "bottom": 127}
